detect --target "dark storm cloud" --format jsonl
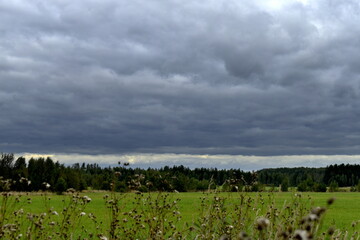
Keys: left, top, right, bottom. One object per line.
{"left": 1, "top": 0, "right": 360, "bottom": 156}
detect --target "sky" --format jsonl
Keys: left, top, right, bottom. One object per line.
{"left": 2, "top": 0, "right": 360, "bottom": 170}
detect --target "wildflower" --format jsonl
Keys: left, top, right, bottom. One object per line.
{"left": 327, "top": 227, "right": 335, "bottom": 235}
{"left": 311, "top": 207, "right": 326, "bottom": 217}
{"left": 80, "top": 212, "right": 86, "bottom": 216}
{"left": 27, "top": 214, "right": 34, "bottom": 221}
{"left": 294, "top": 230, "right": 308, "bottom": 240}
{"left": 219, "top": 234, "right": 230, "bottom": 240}
{"left": 327, "top": 197, "right": 336, "bottom": 205}
{"left": 88, "top": 213, "right": 96, "bottom": 220}
{"left": 308, "top": 214, "right": 319, "bottom": 221}
{"left": 15, "top": 208, "right": 24, "bottom": 216}
{"left": 43, "top": 182, "right": 51, "bottom": 189}
{"left": 278, "top": 231, "right": 289, "bottom": 239}
{"left": 83, "top": 196, "right": 92, "bottom": 203}
{"left": 256, "top": 217, "right": 270, "bottom": 231}
{"left": 238, "top": 232, "right": 250, "bottom": 240}
{"left": 66, "top": 188, "right": 76, "bottom": 193}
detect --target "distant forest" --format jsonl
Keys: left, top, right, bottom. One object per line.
{"left": 1, "top": 153, "right": 360, "bottom": 193}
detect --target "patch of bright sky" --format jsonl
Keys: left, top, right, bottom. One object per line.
{"left": 18, "top": 153, "right": 360, "bottom": 171}
{"left": 257, "top": 0, "right": 309, "bottom": 11}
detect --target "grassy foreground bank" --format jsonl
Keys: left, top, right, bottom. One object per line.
{"left": 1, "top": 191, "right": 360, "bottom": 239}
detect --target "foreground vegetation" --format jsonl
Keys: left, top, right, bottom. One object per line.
{"left": 1, "top": 184, "right": 360, "bottom": 239}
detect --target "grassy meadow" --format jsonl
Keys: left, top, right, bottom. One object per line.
{"left": 2, "top": 190, "right": 360, "bottom": 239}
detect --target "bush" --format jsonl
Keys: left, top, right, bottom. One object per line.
{"left": 55, "top": 177, "right": 67, "bottom": 194}
{"left": 297, "top": 181, "right": 308, "bottom": 192}
{"left": 356, "top": 180, "right": 360, "bottom": 192}
{"left": 329, "top": 180, "right": 339, "bottom": 192}
{"left": 281, "top": 178, "right": 289, "bottom": 192}
{"left": 313, "top": 183, "right": 327, "bottom": 192}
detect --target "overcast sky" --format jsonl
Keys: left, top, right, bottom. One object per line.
{"left": 2, "top": 0, "right": 360, "bottom": 169}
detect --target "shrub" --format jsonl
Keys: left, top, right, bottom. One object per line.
{"left": 313, "top": 183, "right": 327, "bottom": 192}
{"left": 281, "top": 177, "right": 289, "bottom": 192}
{"left": 55, "top": 177, "right": 67, "bottom": 194}
{"left": 356, "top": 180, "right": 360, "bottom": 192}
{"left": 329, "top": 180, "right": 339, "bottom": 192}
{"left": 297, "top": 181, "right": 309, "bottom": 192}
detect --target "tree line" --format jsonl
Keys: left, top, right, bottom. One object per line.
{"left": 1, "top": 153, "right": 360, "bottom": 193}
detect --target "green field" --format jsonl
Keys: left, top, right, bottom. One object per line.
{"left": 18, "top": 192, "right": 360, "bottom": 228}
{"left": 2, "top": 191, "right": 360, "bottom": 239}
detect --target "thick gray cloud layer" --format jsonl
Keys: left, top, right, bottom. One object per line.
{"left": 1, "top": 0, "right": 360, "bottom": 156}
